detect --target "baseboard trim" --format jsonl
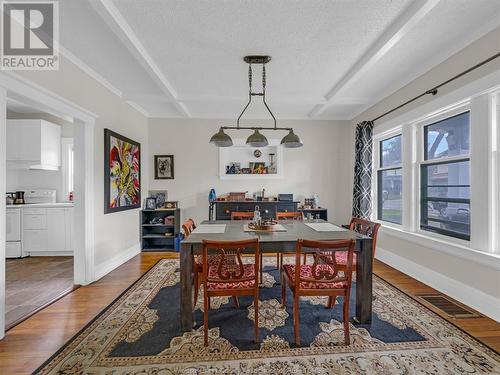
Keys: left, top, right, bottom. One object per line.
{"left": 376, "top": 247, "right": 500, "bottom": 322}
{"left": 93, "top": 243, "right": 140, "bottom": 282}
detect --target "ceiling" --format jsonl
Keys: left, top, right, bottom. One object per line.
{"left": 56, "top": 0, "right": 500, "bottom": 120}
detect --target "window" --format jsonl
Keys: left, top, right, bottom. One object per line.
{"left": 61, "top": 138, "right": 74, "bottom": 202}
{"left": 377, "top": 135, "right": 402, "bottom": 224}
{"left": 420, "top": 111, "right": 470, "bottom": 240}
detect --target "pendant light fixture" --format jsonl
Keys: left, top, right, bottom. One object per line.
{"left": 209, "top": 55, "right": 303, "bottom": 148}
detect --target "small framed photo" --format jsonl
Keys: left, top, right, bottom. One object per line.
{"left": 149, "top": 190, "right": 168, "bottom": 209}
{"left": 145, "top": 197, "right": 157, "bottom": 210}
{"left": 154, "top": 155, "right": 174, "bottom": 179}
{"left": 164, "top": 201, "right": 178, "bottom": 209}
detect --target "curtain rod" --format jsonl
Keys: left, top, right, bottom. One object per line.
{"left": 371, "top": 51, "right": 500, "bottom": 123}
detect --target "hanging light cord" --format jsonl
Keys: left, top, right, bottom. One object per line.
{"left": 371, "top": 51, "right": 500, "bottom": 123}
{"left": 235, "top": 61, "right": 278, "bottom": 130}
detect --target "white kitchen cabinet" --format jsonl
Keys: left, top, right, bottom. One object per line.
{"left": 7, "top": 119, "right": 61, "bottom": 170}
{"left": 23, "top": 207, "right": 73, "bottom": 254}
{"left": 47, "top": 208, "right": 67, "bottom": 252}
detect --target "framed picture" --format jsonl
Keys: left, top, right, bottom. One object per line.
{"left": 155, "top": 155, "right": 174, "bottom": 179}
{"left": 149, "top": 190, "right": 168, "bottom": 209}
{"left": 145, "top": 197, "right": 157, "bottom": 210}
{"left": 104, "top": 129, "right": 141, "bottom": 214}
{"left": 164, "top": 201, "right": 178, "bottom": 209}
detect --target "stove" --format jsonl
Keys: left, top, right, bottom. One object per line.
{"left": 24, "top": 189, "right": 57, "bottom": 204}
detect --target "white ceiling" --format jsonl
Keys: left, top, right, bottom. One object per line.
{"left": 56, "top": 0, "right": 500, "bottom": 120}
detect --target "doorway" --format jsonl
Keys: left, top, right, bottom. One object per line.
{"left": 0, "top": 73, "right": 96, "bottom": 339}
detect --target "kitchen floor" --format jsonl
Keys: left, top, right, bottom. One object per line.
{"left": 5, "top": 256, "right": 74, "bottom": 329}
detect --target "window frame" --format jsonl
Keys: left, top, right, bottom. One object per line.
{"left": 417, "top": 108, "right": 471, "bottom": 242}
{"left": 376, "top": 133, "right": 403, "bottom": 225}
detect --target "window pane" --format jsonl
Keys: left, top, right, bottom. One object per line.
{"left": 425, "top": 112, "right": 469, "bottom": 160}
{"left": 380, "top": 135, "right": 402, "bottom": 167}
{"left": 421, "top": 160, "right": 470, "bottom": 240}
{"left": 426, "top": 160, "right": 470, "bottom": 189}
{"left": 378, "top": 168, "right": 402, "bottom": 224}
{"left": 424, "top": 201, "right": 470, "bottom": 238}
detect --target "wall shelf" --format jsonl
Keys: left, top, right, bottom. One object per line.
{"left": 219, "top": 139, "right": 283, "bottom": 180}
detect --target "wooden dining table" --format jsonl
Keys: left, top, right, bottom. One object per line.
{"left": 179, "top": 219, "right": 373, "bottom": 331}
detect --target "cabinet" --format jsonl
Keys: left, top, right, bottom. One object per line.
{"left": 141, "top": 209, "right": 180, "bottom": 251}
{"left": 213, "top": 201, "right": 298, "bottom": 220}
{"left": 23, "top": 207, "right": 74, "bottom": 254}
{"left": 7, "top": 119, "right": 61, "bottom": 170}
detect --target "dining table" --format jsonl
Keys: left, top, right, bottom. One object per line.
{"left": 179, "top": 219, "right": 373, "bottom": 332}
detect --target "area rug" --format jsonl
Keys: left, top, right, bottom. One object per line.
{"left": 35, "top": 259, "right": 500, "bottom": 374}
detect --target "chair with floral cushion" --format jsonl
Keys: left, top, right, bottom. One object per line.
{"left": 182, "top": 219, "right": 203, "bottom": 305}
{"left": 202, "top": 238, "right": 260, "bottom": 346}
{"left": 276, "top": 211, "right": 304, "bottom": 273}
{"left": 335, "top": 217, "right": 380, "bottom": 272}
{"left": 281, "top": 238, "right": 356, "bottom": 346}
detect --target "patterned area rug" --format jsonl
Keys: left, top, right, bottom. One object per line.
{"left": 35, "top": 259, "right": 500, "bottom": 374}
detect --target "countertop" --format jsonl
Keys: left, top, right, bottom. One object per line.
{"left": 6, "top": 202, "right": 74, "bottom": 209}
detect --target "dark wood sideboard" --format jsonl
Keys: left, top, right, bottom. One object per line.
{"left": 213, "top": 201, "right": 299, "bottom": 220}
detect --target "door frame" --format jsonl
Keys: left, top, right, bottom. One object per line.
{"left": 0, "top": 71, "right": 97, "bottom": 339}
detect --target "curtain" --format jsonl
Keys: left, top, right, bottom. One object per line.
{"left": 352, "top": 121, "right": 373, "bottom": 219}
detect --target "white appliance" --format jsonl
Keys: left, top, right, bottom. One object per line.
{"left": 6, "top": 207, "right": 22, "bottom": 258}
{"left": 24, "top": 189, "right": 57, "bottom": 204}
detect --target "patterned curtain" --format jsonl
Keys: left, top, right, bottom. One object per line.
{"left": 352, "top": 121, "right": 373, "bottom": 219}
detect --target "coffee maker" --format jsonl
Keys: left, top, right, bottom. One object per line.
{"left": 12, "top": 191, "right": 25, "bottom": 205}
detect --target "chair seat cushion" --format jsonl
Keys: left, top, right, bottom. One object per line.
{"left": 283, "top": 264, "right": 347, "bottom": 289}
{"left": 206, "top": 263, "right": 256, "bottom": 290}
{"left": 334, "top": 251, "right": 357, "bottom": 266}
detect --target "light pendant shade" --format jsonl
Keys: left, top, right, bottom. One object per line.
{"left": 281, "top": 129, "right": 303, "bottom": 148}
{"left": 209, "top": 128, "right": 233, "bottom": 147}
{"left": 246, "top": 129, "right": 268, "bottom": 147}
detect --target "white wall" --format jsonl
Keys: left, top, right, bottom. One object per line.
{"left": 350, "top": 26, "right": 500, "bottom": 321}
{"left": 15, "top": 55, "right": 149, "bottom": 271}
{"left": 148, "top": 118, "right": 352, "bottom": 225}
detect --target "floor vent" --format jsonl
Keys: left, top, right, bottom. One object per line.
{"left": 415, "top": 294, "right": 481, "bottom": 319}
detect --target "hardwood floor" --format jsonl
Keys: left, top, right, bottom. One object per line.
{"left": 6, "top": 256, "right": 74, "bottom": 329}
{"left": 0, "top": 253, "right": 498, "bottom": 374}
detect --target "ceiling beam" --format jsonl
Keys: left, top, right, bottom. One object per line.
{"left": 309, "top": 0, "right": 441, "bottom": 118}
{"left": 97, "top": 0, "right": 190, "bottom": 117}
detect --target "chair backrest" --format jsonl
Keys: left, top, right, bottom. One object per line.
{"left": 295, "top": 239, "right": 355, "bottom": 290}
{"left": 182, "top": 218, "right": 196, "bottom": 238}
{"left": 231, "top": 211, "right": 254, "bottom": 220}
{"left": 202, "top": 239, "right": 259, "bottom": 289}
{"left": 276, "top": 211, "right": 304, "bottom": 221}
{"left": 349, "top": 218, "right": 381, "bottom": 258}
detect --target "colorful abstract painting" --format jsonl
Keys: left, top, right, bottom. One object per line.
{"left": 104, "top": 129, "right": 141, "bottom": 214}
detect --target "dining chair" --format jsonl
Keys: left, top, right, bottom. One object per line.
{"left": 276, "top": 211, "right": 304, "bottom": 268}
{"left": 202, "top": 238, "right": 260, "bottom": 345}
{"left": 281, "top": 238, "right": 356, "bottom": 346}
{"left": 230, "top": 211, "right": 271, "bottom": 283}
{"left": 335, "top": 217, "right": 381, "bottom": 272}
{"left": 182, "top": 219, "right": 203, "bottom": 305}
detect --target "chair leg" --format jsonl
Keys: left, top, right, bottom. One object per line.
{"left": 203, "top": 292, "right": 209, "bottom": 346}
{"left": 276, "top": 253, "right": 280, "bottom": 269}
{"left": 302, "top": 253, "right": 307, "bottom": 264}
{"left": 254, "top": 294, "right": 259, "bottom": 343}
{"left": 193, "top": 271, "right": 199, "bottom": 306}
{"left": 327, "top": 296, "right": 337, "bottom": 309}
{"left": 232, "top": 296, "right": 239, "bottom": 308}
{"left": 260, "top": 253, "right": 264, "bottom": 283}
{"left": 343, "top": 295, "right": 350, "bottom": 345}
{"left": 293, "top": 294, "right": 300, "bottom": 346}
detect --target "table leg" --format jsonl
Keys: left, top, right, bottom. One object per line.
{"left": 180, "top": 242, "right": 194, "bottom": 331}
{"left": 354, "top": 238, "right": 373, "bottom": 324}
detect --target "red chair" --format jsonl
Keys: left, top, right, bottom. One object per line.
{"left": 183, "top": 219, "right": 203, "bottom": 305}
{"left": 282, "top": 238, "right": 356, "bottom": 346}
{"left": 276, "top": 211, "right": 304, "bottom": 269}
{"left": 335, "top": 217, "right": 380, "bottom": 272}
{"left": 202, "top": 238, "right": 260, "bottom": 346}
